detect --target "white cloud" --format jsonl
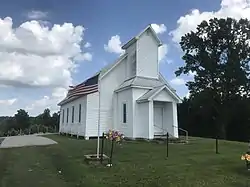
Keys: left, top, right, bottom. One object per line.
{"left": 0, "top": 17, "right": 93, "bottom": 116}
{"left": 105, "top": 27, "right": 169, "bottom": 60}
{"left": 166, "top": 59, "right": 173, "bottom": 64}
{"left": 185, "top": 92, "right": 190, "bottom": 99}
{"left": 170, "top": 77, "right": 186, "bottom": 86}
{"left": 158, "top": 44, "right": 168, "bottom": 62}
{"left": 0, "top": 17, "right": 91, "bottom": 88}
{"left": 0, "top": 98, "right": 17, "bottom": 106}
{"left": 25, "top": 87, "right": 67, "bottom": 116}
{"left": 84, "top": 42, "right": 91, "bottom": 48}
{"left": 51, "top": 87, "right": 68, "bottom": 98}
{"left": 188, "top": 70, "right": 197, "bottom": 77}
{"left": 26, "top": 10, "right": 48, "bottom": 20}
{"left": 151, "top": 24, "right": 167, "bottom": 34}
{"left": 170, "top": 0, "right": 250, "bottom": 43}
{"left": 74, "top": 52, "right": 92, "bottom": 62}
{"left": 104, "top": 35, "right": 125, "bottom": 54}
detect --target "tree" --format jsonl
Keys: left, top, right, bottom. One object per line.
{"left": 0, "top": 117, "right": 17, "bottom": 133}
{"left": 51, "top": 112, "right": 60, "bottom": 131}
{"left": 14, "top": 109, "right": 30, "bottom": 130}
{"left": 176, "top": 17, "right": 250, "bottom": 140}
{"left": 0, "top": 108, "right": 60, "bottom": 135}
{"left": 40, "top": 108, "right": 51, "bottom": 127}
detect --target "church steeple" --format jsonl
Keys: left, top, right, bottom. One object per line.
{"left": 122, "top": 25, "right": 162, "bottom": 79}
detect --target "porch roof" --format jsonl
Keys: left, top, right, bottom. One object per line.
{"left": 137, "top": 85, "right": 182, "bottom": 103}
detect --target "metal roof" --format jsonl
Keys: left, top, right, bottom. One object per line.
{"left": 136, "top": 86, "right": 165, "bottom": 102}
{"left": 57, "top": 54, "right": 127, "bottom": 106}
{"left": 136, "top": 85, "right": 182, "bottom": 103}
{"left": 115, "top": 76, "right": 165, "bottom": 91}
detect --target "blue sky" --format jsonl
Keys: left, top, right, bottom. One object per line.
{"left": 0, "top": 0, "right": 247, "bottom": 116}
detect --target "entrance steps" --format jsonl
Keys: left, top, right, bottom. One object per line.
{"left": 153, "top": 135, "right": 188, "bottom": 144}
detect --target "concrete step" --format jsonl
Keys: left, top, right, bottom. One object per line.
{"left": 153, "top": 135, "right": 188, "bottom": 144}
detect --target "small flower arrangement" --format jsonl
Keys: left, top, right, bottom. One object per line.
{"left": 241, "top": 154, "right": 250, "bottom": 161}
{"left": 241, "top": 152, "right": 250, "bottom": 171}
{"left": 104, "top": 130, "right": 124, "bottom": 166}
{"left": 105, "top": 130, "right": 124, "bottom": 142}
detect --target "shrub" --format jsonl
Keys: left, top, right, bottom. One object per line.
{"left": 9, "top": 128, "right": 18, "bottom": 136}
{"left": 23, "top": 128, "right": 29, "bottom": 135}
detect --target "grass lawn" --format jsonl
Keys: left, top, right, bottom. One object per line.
{"left": 0, "top": 135, "right": 249, "bottom": 187}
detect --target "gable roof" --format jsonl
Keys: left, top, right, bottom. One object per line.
{"left": 58, "top": 53, "right": 127, "bottom": 106}
{"left": 115, "top": 76, "right": 164, "bottom": 92}
{"left": 137, "top": 85, "right": 165, "bottom": 102}
{"left": 115, "top": 76, "right": 181, "bottom": 103}
{"left": 121, "top": 24, "right": 162, "bottom": 50}
{"left": 137, "top": 85, "right": 182, "bottom": 103}
{"left": 114, "top": 74, "right": 177, "bottom": 92}
{"left": 57, "top": 25, "right": 181, "bottom": 106}
{"left": 158, "top": 73, "right": 176, "bottom": 92}
{"left": 98, "top": 53, "right": 127, "bottom": 79}
{"left": 58, "top": 74, "right": 99, "bottom": 106}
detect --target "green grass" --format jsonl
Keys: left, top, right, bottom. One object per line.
{"left": 0, "top": 135, "right": 249, "bottom": 187}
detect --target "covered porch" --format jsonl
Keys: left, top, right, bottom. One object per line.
{"left": 153, "top": 101, "right": 176, "bottom": 137}
{"left": 135, "top": 85, "right": 181, "bottom": 139}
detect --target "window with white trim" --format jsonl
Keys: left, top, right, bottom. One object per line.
{"left": 79, "top": 104, "right": 81, "bottom": 123}
{"left": 72, "top": 106, "right": 75, "bottom": 123}
{"left": 66, "top": 108, "right": 69, "bottom": 124}
{"left": 62, "top": 109, "right": 65, "bottom": 123}
{"left": 122, "top": 103, "right": 127, "bottom": 124}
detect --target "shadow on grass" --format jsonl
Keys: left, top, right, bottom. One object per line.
{"left": 37, "top": 145, "right": 101, "bottom": 187}
{"left": 231, "top": 165, "right": 250, "bottom": 187}
{"left": 0, "top": 149, "right": 10, "bottom": 185}
{"left": 233, "top": 165, "right": 249, "bottom": 177}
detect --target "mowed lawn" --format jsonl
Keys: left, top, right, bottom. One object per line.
{"left": 0, "top": 135, "right": 249, "bottom": 187}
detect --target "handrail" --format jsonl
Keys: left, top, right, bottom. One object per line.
{"left": 163, "top": 129, "right": 174, "bottom": 138}
{"left": 154, "top": 125, "right": 174, "bottom": 137}
{"left": 154, "top": 125, "right": 188, "bottom": 142}
{"left": 173, "top": 126, "right": 188, "bottom": 142}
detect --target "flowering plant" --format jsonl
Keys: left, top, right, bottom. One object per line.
{"left": 105, "top": 130, "right": 124, "bottom": 142}
{"left": 103, "top": 130, "right": 124, "bottom": 166}
{"left": 241, "top": 154, "right": 250, "bottom": 161}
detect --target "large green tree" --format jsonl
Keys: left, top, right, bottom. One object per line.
{"left": 14, "top": 109, "right": 30, "bottom": 130}
{"left": 176, "top": 17, "right": 250, "bottom": 139}
{"left": 39, "top": 108, "right": 52, "bottom": 127}
{"left": 51, "top": 112, "right": 60, "bottom": 131}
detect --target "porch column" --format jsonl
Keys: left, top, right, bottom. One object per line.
{"left": 148, "top": 100, "right": 154, "bottom": 139}
{"left": 172, "top": 102, "right": 179, "bottom": 138}
{"left": 59, "top": 110, "right": 62, "bottom": 133}
{"left": 112, "top": 93, "right": 118, "bottom": 130}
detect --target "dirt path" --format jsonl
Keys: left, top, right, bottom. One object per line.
{"left": 0, "top": 135, "right": 57, "bottom": 148}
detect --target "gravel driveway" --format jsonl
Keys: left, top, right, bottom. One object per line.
{"left": 0, "top": 135, "right": 57, "bottom": 148}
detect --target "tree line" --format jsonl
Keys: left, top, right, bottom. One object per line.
{"left": 177, "top": 17, "right": 250, "bottom": 143}
{"left": 0, "top": 108, "right": 59, "bottom": 136}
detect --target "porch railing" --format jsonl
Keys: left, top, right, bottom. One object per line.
{"left": 154, "top": 126, "right": 189, "bottom": 142}
{"left": 173, "top": 126, "right": 188, "bottom": 142}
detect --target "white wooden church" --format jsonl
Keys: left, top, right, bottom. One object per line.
{"left": 58, "top": 25, "right": 182, "bottom": 140}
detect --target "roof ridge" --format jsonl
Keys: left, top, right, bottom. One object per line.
{"left": 71, "top": 53, "right": 128, "bottom": 88}
{"left": 98, "top": 53, "right": 127, "bottom": 77}
{"left": 122, "top": 24, "right": 162, "bottom": 50}
{"left": 72, "top": 73, "right": 100, "bottom": 88}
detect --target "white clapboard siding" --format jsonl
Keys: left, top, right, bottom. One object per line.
{"left": 99, "top": 57, "right": 128, "bottom": 133}
{"left": 85, "top": 92, "right": 99, "bottom": 137}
